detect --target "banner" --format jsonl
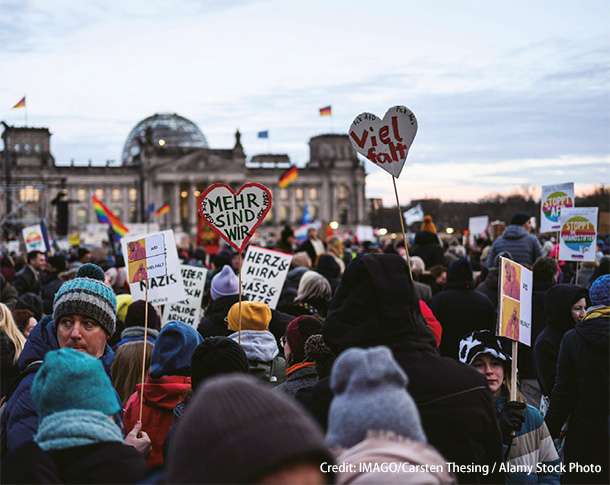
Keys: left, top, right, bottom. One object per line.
{"left": 240, "top": 246, "right": 292, "bottom": 309}
{"left": 22, "top": 224, "right": 48, "bottom": 253}
{"left": 403, "top": 204, "right": 424, "bottom": 226}
{"left": 121, "top": 230, "right": 186, "bottom": 306}
{"left": 558, "top": 207, "right": 598, "bottom": 262}
{"left": 162, "top": 264, "right": 207, "bottom": 327}
{"left": 468, "top": 216, "right": 489, "bottom": 236}
{"left": 125, "top": 233, "right": 167, "bottom": 283}
{"left": 497, "top": 257, "right": 533, "bottom": 346}
{"left": 540, "top": 183, "right": 574, "bottom": 233}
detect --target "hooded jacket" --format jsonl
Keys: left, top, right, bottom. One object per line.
{"left": 411, "top": 231, "right": 445, "bottom": 269}
{"left": 486, "top": 224, "right": 543, "bottom": 268}
{"left": 430, "top": 259, "right": 496, "bottom": 359}
{"left": 533, "top": 284, "right": 588, "bottom": 397}
{"left": 123, "top": 321, "right": 202, "bottom": 468}
{"left": 316, "top": 254, "right": 503, "bottom": 484}
{"left": 545, "top": 307, "right": 609, "bottom": 483}
{"left": 1, "top": 316, "right": 116, "bottom": 453}
{"left": 197, "top": 294, "right": 239, "bottom": 338}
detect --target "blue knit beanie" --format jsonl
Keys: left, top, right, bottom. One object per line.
{"left": 589, "top": 274, "right": 610, "bottom": 306}
{"left": 150, "top": 320, "right": 204, "bottom": 378}
{"left": 31, "top": 348, "right": 120, "bottom": 420}
{"left": 53, "top": 263, "right": 117, "bottom": 336}
{"left": 326, "top": 346, "right": 427, "bottom": 448}
{"left": 211, "top": 265, "right": 239, "bottom": 300}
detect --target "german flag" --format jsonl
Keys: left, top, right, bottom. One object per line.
{"left": 12, "top": 97, "right": 26, "bottom": 109}
{"left": 319, "top": 105, "right": 331, "bottom": 116}
{"left": 278, "top": 166, "right": 298, "bottom": 188}
{"left": 156, "top": 202, "right": 170, "bottom": 217}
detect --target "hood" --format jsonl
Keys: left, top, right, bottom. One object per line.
{"left": 139, "top": 375, "right": 191, "bottom": 410}
{"left": 323, "top": 254, "right": 436, "bottom": 355}
{"left": 414, "top": 231, "right": 440, "bottom": 246}
{"left": 492, "top": 250, "right": 513, "bottom": 269}
{"left": 576, "top": 308, "right": 609, "bottom": 351}
{"left": 544, "top": 284, "right": 590, "bottom": 334}
{"left": 149, "top": 321, "right": 203, "bottom": 379}
{"left": 316, "top": 255, "right": 341, "bottom": 279}
{"left": 120, "top": 326, "right": 159, "bottom": 340}
{"left": 18, "top": 315, "right": 114, "bottom": 376}
{"left": 172, "top": 400, "right": 187, "bottom": 427}
{"left": 445, "top": 258, "right": 474, "bottom": 289}
{"left": 284, "top": 267, "right": 309, "bottom": 291}
{"left": 228, "top": 330, "right": 279, "bottom": 362}
{"left": 500, "top": 225, "right": 528, "bottom": 240}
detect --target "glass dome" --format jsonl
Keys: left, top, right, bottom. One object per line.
{"left": 121, "top": 113, "right": 209, "bottom": 165}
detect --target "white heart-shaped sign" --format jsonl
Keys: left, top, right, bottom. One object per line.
{"left": 197, "top": 183, "right": 272, "bottom": 253}
{"left": 348, "top": 105, "right": 418, "bottom": 178}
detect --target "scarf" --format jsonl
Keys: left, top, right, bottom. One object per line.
{"left": 35, "top": 409, "right": 123, "bottom": 451}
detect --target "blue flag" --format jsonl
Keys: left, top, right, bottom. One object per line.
{"left": 145, "top": 202, "right": 156, "bottom": 214}
{"left": 258, "top": 130, "right": 269, "bottom": 139}
{"left": 302, "top": 204, "right": 312, "bottom": 225}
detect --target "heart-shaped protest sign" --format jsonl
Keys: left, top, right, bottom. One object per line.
{"left": 348, "top": 105, "right": 418, "bottom": 178}
{"left": 197, "top": 183, "right": 272, "bottom": 253}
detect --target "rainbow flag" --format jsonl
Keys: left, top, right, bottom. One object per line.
{"left": 156, "top": 202, "right": 169, "bottom": 217}
{"left": 278, "top": 166, "right": 298, "bottom": 188}
{"left": 12, "top": 97, "right": 26, "bottom": 109}
{"left": 92, "top": 194, "right": 129, "bottom": 238}
{"left": 319, "top": 105, "right": 331, "bottom": 116}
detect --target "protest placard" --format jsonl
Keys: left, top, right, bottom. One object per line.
{"left": 162, "top": 264, "right": 207, "bottom": 327}
{"left": 348, "top": 105, "right": 418, "bottom": 178}
{"left": 468, "top": 216, "right": 489, "bottom": 237}
{"left": 197, "top": 183, "right": 272, "bottom": 253}
{"left": 22, "top": 224, "right": 47, "bottom": 253}
{"left": 121, "top": 230, "right": 186, "bottom": 306}
{"left": 125, "top": 233, "right": 167, "bottom": 283}
{"left": 241, "top": 246, "right": 292, "bottom": 309}
{"left": 540, "top": 183, "right": 574, "bottom": 233}
{"left": 558, "top": 207, "right": 598, "bottom": 262}
{"left": 497, "top": 257, "right": 533, "bottom": 346}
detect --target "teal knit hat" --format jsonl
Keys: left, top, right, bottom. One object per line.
{"left": 53, "top": 263, "right": 117, "bottom": 336}
{"left": 31, "top": 348, "right": 120, "bottom": 420}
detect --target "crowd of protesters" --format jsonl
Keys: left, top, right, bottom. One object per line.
{"left": 0, "top": 214, "right": 608, "bottom": 484}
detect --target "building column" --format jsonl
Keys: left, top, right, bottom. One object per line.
{"left": 171, "top": 183, "right": 180, "bottom": 232}
{"left": 188, "top": 182, "right": 197, "bottom": 236}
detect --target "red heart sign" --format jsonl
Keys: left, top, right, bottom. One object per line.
{"left": 197, "top": 183, "right": 272, "bottom": 253}
{"left": 348, "top": 105, "right": 418, "bottom": 178}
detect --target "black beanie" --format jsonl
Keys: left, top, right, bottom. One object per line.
{"left": 510, "top": 212, "right": 531, "bottom": 226}
{"left": 166, "top": 375, "right": 333, "bottom": 484}
{"left": 124, "top": 300, "right": 158, "bottom": 329}
{"left": 190, "top": 337, "right": 249, "bottom": 391}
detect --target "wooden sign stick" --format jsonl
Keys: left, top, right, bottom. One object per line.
{"left": 392, "top": 176, "right": 413, "bottom": 280}
{"left": 555, "top": 231, "right": 560, "bottom": 265}
{"left": 510, "top": 340, "right": 518, "bottom": 401}
{"left": 575, "top": 261, "right": 580, "bottom": 285}
{"left": 238, "top": 252, "right": 242, "bottom": 345}
{"left": 138, "top": 279, "right": 149, "bottom": 425}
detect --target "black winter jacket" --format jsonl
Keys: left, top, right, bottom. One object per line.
{"left": 307, "top": 254, "right": 503, "bottom": 484}
{"left": 410, "top": 231, "right": 445, "bottom": 269}
{"left": 197, "top": 295, "right": 239, "bottom": 338}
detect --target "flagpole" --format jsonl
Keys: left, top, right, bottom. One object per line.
{"left": 25, "top": 105, "right": 28, "bottom": 127}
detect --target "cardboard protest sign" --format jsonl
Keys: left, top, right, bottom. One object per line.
{"left": 241, "top": 246, "right": 292, "bottom": 309}
{"left": 348, "top": 105, "right": 418, "bottom": 178}
{"left": 197, "top": 183, "right": 272, "bottom": 253}
{"left": 121, "top": 230, "right": 186, "bottom": 306}
{"left": 498, "top": 257, "right": 533, "bottom": 346}
{"left": 162, "top": 264, "right": 207, "bottom": 327}
{"left": 22, "top": 224, "right": 47, "bottom": 253}
{"left": 558, "top": 207, "right": 598, "bottom": 262}
{"left": 125, "top": 233, "right": 167, "bottom": 283}
{"left": 468, "top": 216, "right": 489, "bottom": 237}
{"left": 540, "top": 183, "right": 574, "bottom": 233}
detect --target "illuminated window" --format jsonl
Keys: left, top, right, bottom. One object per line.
{"left": 280, "top": 189, "right": 288, "bottom": 200}
{"left": 279, "top": 206, "right": 288, "bottom": 223}
{"left": 77, "top": 189, "right": 86, "bottom": 201}
{"left": 20, "top": 186, "right": 39, "bottom": 202}
{"left": 311, "top": 205, "right": 318, "bottom": 220}
{"left": 34, "top": 144, "right": 41, "bottom": 153}
{"left": 95, "top": 189, "right": 104, "bottom": 200}
{"left": 112, "top": 189, "right": 121, "bottom": 201}
{"left": 129, "top": 205, "right": 137, "bottom": 222}
{"left": 76, "top": 208, "right": 87, "bottom": 225}
{"left": 13, "top": 143, "right": 20, "bottom": 152}
{"left": 337, "top": 185, "right": 349, "bottom": 200}
{"left": 309, "top": 187, "right": 318, "bottom": 200}
{"left": 129, "top": 189, "right": 137, "bottom": 202}
{"left": 24, "top": 143, "right": 31, "bottom": 152}
{"left": 264, "top": 208, "right": 273, "bottom": 225}
{"left": 113, "top": 207, "right": 122, "bottom": 219}
{"left": 296, "top": 188, "right": 303, "bottom": 200}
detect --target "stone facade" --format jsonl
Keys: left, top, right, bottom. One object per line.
{"left": 1, "top": 115, "right": 368, "bottom": 240}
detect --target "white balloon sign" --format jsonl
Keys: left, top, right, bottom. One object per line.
{"left": 348, "top": 105, "right": 418, "bottom": 178}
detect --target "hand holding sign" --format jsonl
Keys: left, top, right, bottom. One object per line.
{"left": 349, "top": 105, "right": 417, "bottom": 178}
{"left": 197, "top": 183, "right": 272, "bottom": 253}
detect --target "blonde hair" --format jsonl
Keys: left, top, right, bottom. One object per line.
{"left": 500, "top": 367, "right": 526, "bottom": 403}
{"left": 111, "top": 340, "right": 154, "bottom": 406}
{"left": 0, "top": 303, "right": 27, "bottom": 364}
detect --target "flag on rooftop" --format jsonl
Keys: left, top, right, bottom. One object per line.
{"left": 12, "top": 97, "right": 26, "bottom": 109}
{"left": 319, "top": 106, "right": 331, "bottom": 116}
{"left": 278, "top": 166, "right": 298, "bottom": 188}
{"left": 92, "top": 194, "right": 129, "bottom": 238}
{"left": 145, "top": 202, "right": 156, "bottom": 215}
{"left": 257, "top": 130, "right": 269, "bottom": 139}
{"left": 403, "top": 203, "right": 425, "bottom": 226}
{"left": 156, "top": 202, "right": 170, "bottom": 217}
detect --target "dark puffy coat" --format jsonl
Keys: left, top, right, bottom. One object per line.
{"left": 476, "top": 267, "right": 499, "bottom": 308}
{"left": 486, "top": 225, "right": 543, "bottom": 268}
{"left": 197, "top": 294, "right": 239, "bottom": 338}
{"left": 0, "top": 274, "right": 19, "bottom": 310}
{"left": 533, "top": 284, "right": 588, "bottom": 396}
{"left": 430, "top": 259, "right": 496, "bottom": 359}
{"left": 2, "top": 440, "right": 147, "bottom": 484}
{"left": 40, "top": 274, "right": 63, "bottom": 315}
{"left": 12, "top": 265, "right": 40, "bottom": 296}
{"left": 545, "top": 307, "right": 609, "bottom": 483}
{"left": 1, "top": 316, "right": 117, "bottom": 452}
{"left": 410, "top": 231, "right": 445, "bottom": 269}
{"left": 309, "top": 254, "right": 503, "bottom": 484}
